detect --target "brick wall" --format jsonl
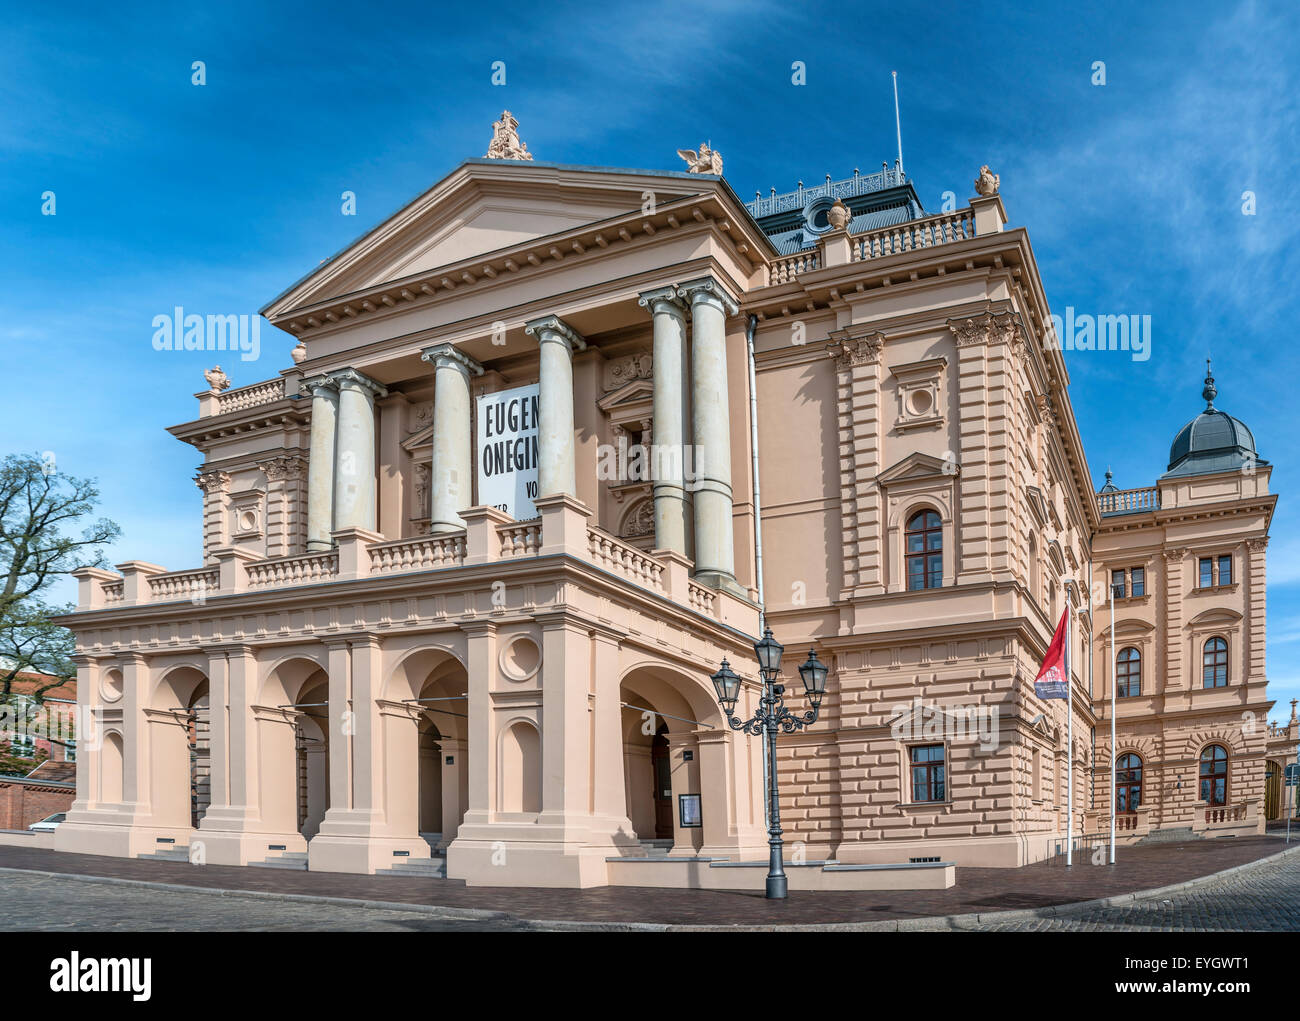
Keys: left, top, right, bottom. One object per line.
{"left": 0, "top": 779, "right": 75, "bottom": 830}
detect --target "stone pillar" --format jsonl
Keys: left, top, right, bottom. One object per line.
{"left": 638, "top": 287, "right": 692, "bottom": 557}
{"left": 258, "top": 456, "right": 307, "bottom": 558}
{"left": 676, "top": 277, "right": 741, "bottom": 594}
{"left": 194, "top": 470, "right": 231, "bottom": 562}
{"left": 331, "top": 368, "right": 388, "bottom": 534}
{"left": 420, "top": 343, "right": 484, "bottom": 533}
{"left": 303, "top": 375, "right": 339, "bottom": 553}
{"left": 524, "top": 315, "right": 586, "bottom": 499}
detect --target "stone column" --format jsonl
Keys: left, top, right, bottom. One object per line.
{"left": 194, "top": 470, "right": 231, "bottom": 562}
{"left": 676, "top": 277, "right": 741, "bottom": 593}
{"left": 330, "top": 368, "right": 388, "bottom": 534}
{"left": 420, "top": 343, "right": 484, "bottom": 533}
{"left": 638, "top": 287, "right": 692, "bottom": 556}
{"left": 524, "top": 316, "right": 586, "bottom": 499}
{"left": 303, "top": 375, "right": 339, "bottom": 553}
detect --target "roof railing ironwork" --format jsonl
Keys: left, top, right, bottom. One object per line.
{"left": 746, "top": 162, "right": 907, "bottom": 220}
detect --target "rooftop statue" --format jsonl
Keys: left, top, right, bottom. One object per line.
{"left": 974, "top": 164, "right": 1000, "bottom": 197}
{"left": 677, "top": 142, "right": 723, "bottom": 175}
{"left": 485, "top": 110, "right": 533, "bottom": 161}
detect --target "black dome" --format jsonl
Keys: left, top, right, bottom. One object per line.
{"left": 1162, "top": 364, "right": 1264, "bottom": 479}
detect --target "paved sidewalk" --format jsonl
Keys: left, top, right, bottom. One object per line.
{"left": 0, "top": 836, "right": 1294, "bottom": 928}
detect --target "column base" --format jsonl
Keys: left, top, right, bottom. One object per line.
{"left": 305, "top": 539, "right": 334, "bottom": 553}
{"left": 692, "top": 570, "right": 746, "bottom": 598}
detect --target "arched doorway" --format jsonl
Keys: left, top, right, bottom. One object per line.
{"left": 619, "top": 665, "right": 731, "bottom": 855}
{"left": 150, "top": 666, "right": 209, "bottom": 834}
{"left": 385, "top": 649, "right": 469, "bottom": 852}
{"left": 259, "top": 657, "right": 331, "bottom": 843}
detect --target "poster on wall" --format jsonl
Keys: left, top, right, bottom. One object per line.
{"left": 476, "top": 383, "right": 541, "bottom": 521}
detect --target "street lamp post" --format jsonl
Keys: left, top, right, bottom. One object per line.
{"left": 711, "top": 628, "right": 828, "bottom": 900}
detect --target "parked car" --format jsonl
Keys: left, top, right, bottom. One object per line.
{"left": 28, "top": 813, "right": 65, "bottom": 832}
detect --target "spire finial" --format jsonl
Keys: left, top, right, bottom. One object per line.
{"left": 1105, "top": 467, "right": 1113, "bottom": 483}
{"left": 1202, "top": 358, "right": 1217, "bottom": 411}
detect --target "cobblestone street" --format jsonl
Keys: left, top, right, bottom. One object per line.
{"left": 0, "top": 840, "right": 1297, "bottom": 931}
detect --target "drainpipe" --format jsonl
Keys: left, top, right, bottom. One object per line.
{"left": 746, "top": 313, "right": 770, "bottom": 831}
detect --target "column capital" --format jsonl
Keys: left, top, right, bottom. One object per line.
{"left": 328, "top": 366, "right": 389, "bottom": 400}
{"left": 675, "top": 277, "right": 739, "bottom": 317}
{"left": 299, "top": 373, "right": 339, "bottom": 398}
{"left": 637, "top": 286, "right": 687, "bottom": 316}
{"left": 420, "top": 343, "right": 484, "bottom": 377}
{"left": 524, "top": 315, "right": 586, "bottom": 353}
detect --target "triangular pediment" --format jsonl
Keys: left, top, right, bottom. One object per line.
{"left": 876, "top": 451, "right": 958, "bottom": 486}
{"left": 263, "top": 160, "right": 701, "bottom": 318}
{"left": 596, "top": 378, "right": 655, "bottom": 414}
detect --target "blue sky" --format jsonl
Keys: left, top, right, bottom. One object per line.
{"left": 2, "top": 0, "right": 1297, "bottom": 711}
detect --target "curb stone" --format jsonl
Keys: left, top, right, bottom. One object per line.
{"left": 1, "top": 842, "right": 1296, "bottom": 932}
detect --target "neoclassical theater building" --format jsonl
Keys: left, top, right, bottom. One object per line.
{"left": 57, "top": 114, "right": 1296, "bottom": 887}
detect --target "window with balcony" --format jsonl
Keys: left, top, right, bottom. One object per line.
{"left": 1203, "top": 636, "right": 1229, "bottom": 688}
{"left": 1116, "top": 646, "right": 1141, "bottom": 697}
{"left": 909, "top": 744, "right": 945, "bottom": 803}
{"left": 1200, "top": 744, "right": 1229, "bottom": 806}
{"left": 905, "top": 510, "right": 943, "bottom": 590}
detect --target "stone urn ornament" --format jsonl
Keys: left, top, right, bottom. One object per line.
{"left": 204, "top": 365, "right": 230, "bottom": 391}
{"left": 826, "top": 198, "right": 851, "bottom": 230}
{"left": 290, "top": 341, "right": 308, "bottom": 364}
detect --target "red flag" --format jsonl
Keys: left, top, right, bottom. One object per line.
{"left": 1034, "top": 608, "right": 1069, "bottom": 700}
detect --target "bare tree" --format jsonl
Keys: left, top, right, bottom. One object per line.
{"left": 0, "top": 453, "right": 120, "bottom": 700}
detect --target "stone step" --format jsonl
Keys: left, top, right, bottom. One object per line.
{"left": 249, "top": 852, "right": 309, "bottom": 870}
{"left": 375, "top": 857, "right": 446, "bottom": 879}
{"left": 1136, "top": 826, "right": 1202, "bottom": 845}
{"left": 137, "top": 848, "right": 190, "bottom": 863}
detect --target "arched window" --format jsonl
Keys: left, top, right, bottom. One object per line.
{"left": 1116, "top": 753, "right": 1142, "bottom": 812}
{"left": 1200, "top": 745, "right": 1229, "bottom": 806}
{"left": 1203, "top": 637, "right": 1228, "bottom": 688}
{"left": 905, "top": 510, "right": 943, "bottom": 590}
{"left": 1117, "top": 647, "right": 1141, "bottom": 698}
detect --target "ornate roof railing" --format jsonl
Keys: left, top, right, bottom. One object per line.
{"left": 746, "top": 165, "right": 907, "bottom": 219}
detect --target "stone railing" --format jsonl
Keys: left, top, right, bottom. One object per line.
{"left": 768, "top": 250, "right": 819, "bottom": 285}
{"left": 498, "top": 521, "right": 542, "bottom": 559}
{"left": 149, "top": 567, "right": 220, "bottom": 601}
{"left": 102, "top": 580, "right": 125, "bottom": 604}
{"left": 587, "top": 528, "right": 665, "bottom": 592}
{"left": 1098, "top": 486, "right": 1160, "bottom": 515}
{"left": 369, "top": 533, "right": 466, "bottom": 574}
{"left": 851, "top": 209, "right": 974, "bottom": 261}
{"left": 246, "top": 551, "right": 339, "bottom": 590}
{"left": 1203, "top": 802, "right": 1247, "bottom": 825}
{"left": 687, "top": 581, "right": 718, "bottom": 617}
{"left": 217, "top": 378, "right": 286, "bottom": 414}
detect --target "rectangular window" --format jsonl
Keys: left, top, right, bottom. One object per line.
{"left": 1111, "top": 569, "right": 1126, "bottom": 599}
{"left": 909, "top": 744, "right": 946, "bottom": 803}
{"left": 1199, "top": 557, "right": 1213, "bottom": 589}
{"left": 1130, "top": 567, "right": 1145, "bottom": 597}
{"left": 1218, "top": 555, "right": 1232, "bottom": 586}
{"left": 10, "top": 734, "right": 35, "bottom": 758}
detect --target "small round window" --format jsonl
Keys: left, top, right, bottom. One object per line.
{"left": 803, "top": 196, "right": 837, "bottom": 235}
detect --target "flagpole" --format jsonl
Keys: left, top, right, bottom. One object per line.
{"left": 1109, "top": 575, "right": 1117, "bottom": 865}
{"left": 1066, "top": 587, "right": 1073, "bottom": 867}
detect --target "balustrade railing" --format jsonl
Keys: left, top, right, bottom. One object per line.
{"left": 587, "top": 528, "right": 665, "bottom": 592}
{"left": 246, "top": 551, "right": 339, "bottom": 589}
{"left": 369, "top": 533, "right": 466, "bottom": 573}
{"left": 498, "top": 521, "right": 542, "bottom": 559}
{"left": 851, "top": 209, "right": 974, "bottom": 261}
{"left": 768, "top": 250, "right": 819, "bottom": 285}
{"left": 217, "top": 378, "right": 286, "bottom": 414}
{"left": 1098, "top": 486, "right": 1160, "bottom": 514}
{"left": 149, "top": 567, "right": 220, "bottom": 601}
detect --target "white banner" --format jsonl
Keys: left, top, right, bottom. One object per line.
{"left": 476, "top": 384, "right": 541, "bottom": 520}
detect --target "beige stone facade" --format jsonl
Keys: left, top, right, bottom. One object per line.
{"left": 55, "top": 139, "right": 1295, "bottom": 887}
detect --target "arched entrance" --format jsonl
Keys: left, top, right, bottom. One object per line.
{"left": 149, "top": 666, "right": 210, "bottom": 835}
{"left": 385, "top": 649, "right": 469, "bottom": 852}
{"left": 259, "top": 657, "right": 331, "bottom": 843}
{"left": 620, "top": 664, "right": 736, "bottom": 856}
